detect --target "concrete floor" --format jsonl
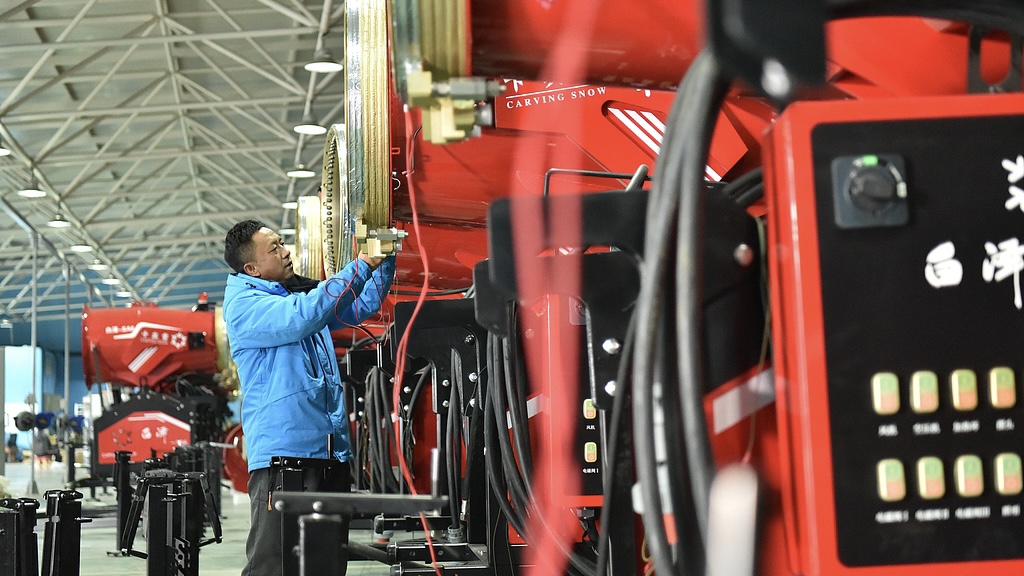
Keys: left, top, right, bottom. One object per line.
{"left": 1, "top": 460, "right": 399, "bottom": 576}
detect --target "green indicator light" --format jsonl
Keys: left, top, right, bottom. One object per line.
{"left": 861, "top": 155, "right": 879, "bottom": 166}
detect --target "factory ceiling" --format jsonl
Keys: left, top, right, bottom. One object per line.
{"left": 0, "top": 0, "right": 340, "bottom": 324}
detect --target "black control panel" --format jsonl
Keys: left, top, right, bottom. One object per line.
{"left": 812, "top": 114, "right": 1024, "bottom": 566}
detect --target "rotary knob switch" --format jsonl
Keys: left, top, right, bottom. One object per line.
{"left": 831, "top": 154, "right": 909, "bottom": 229}
{"left": 845, "top": 156, "right": 907, "bottom": 214}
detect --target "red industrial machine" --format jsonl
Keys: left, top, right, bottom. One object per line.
{"left": 81, "top": 300, "right": 236, "bottom": 478}
{"left": 304, "top": 2, "right": 1024, "bottom": 576}
{"left": 766, "top": 93, "right": 1024, "bottom": 575}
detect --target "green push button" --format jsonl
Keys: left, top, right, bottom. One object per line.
{"left": 955, "top": 455, "right": 984, "bottom": 497}
{"left": 911, "top": 371, "right": 939, "bottom": 413}
{"left": 996, "top": 453, "right": 1023, "bottom": 496}
{"left": 877, "top": 459, "right": 906, "bottom": 502}
{"left": 951, "top": 369, "right": 978, "bottom": 411}
{"left": 989, "top": 367, "right": 1016, "bottom": 409}
{"left": 917, "top": 456, "right": 946, "bottom": 499}
{"left": 872, "top": 372, "right": 900, "bottom": 415}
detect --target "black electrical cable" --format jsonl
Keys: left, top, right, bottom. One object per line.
{"left": 734, "top": 182, "right": 765, "bottom": 208}
{"left": 371, "top": 370, "right": 390, "bottom": 492}
{"left": 486, "top": 332, "right": 599, "bottom": 576}
{"left": 446, "top": 354, "right": 463, "bottom": 530}
{"left": 675, "top": 50, "right": 729, "bottom": 550}
{"left": 382, "top": 368, "right": 404, "bottom": 492}
{"left": 503, "top": 333, "right": 534, "bottom": 485}
{"left": 489, "top": 335, "right": 533, "bottom": 516}
{"left": 721, "top": 167, "right": 763, "bottom": 202}
{"left": 631, "top": 47, "right": 711, "bottom": 576}
{"left": 483, "top": 370, "right": 529, "bottom": 538}
{"left": 364, "top": 370, "right": 382, "bottom": 491}
{"left": 460, "top": 375, "right": 485, "bottom": 522}
{"left": 400, "top": 364, "right": 432, "bottom": 475}
{"left": 594, "top": 312, "right": 637, "bottom": 576}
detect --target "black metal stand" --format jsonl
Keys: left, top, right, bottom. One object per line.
{"left": 269, "top": 456, "right": 345, "bottom": 576}
{"left": 40, "top": 489, "right": 91, "bottom": 576}
{"left": 0, "top": 497, "right": 40, "bottom": 576}
{"left": 392, "top": 298, "right": 489, "bottom": 544}
{"left": 108, "top": 450, "right": 133, "bottom": 557}
{"left": 271, "top": 491, "right": 446, "bottom": 576}
{"left": 120, "top": 469, "right": 223, "bottom": 576}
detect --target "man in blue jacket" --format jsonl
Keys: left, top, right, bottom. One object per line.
{"left": 223, "top": 219, "right": 395, "bottom": 576}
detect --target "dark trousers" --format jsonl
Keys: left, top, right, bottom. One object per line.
{"left": 242, "top": 462, "right": 352, "bottom": 576}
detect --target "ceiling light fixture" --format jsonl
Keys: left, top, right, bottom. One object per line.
{"left": 0, "top": 139, "right": 11, "bottom": 157}
{"left": 87, "top": 260, "right": 109, "bottom": 271}
{"left": 17, "top": 177, "right": 45, "bottom": 198}
{"left": 286, "top": 164, "right": 316, "bottom": 179}
{"left": 101, "top": 275, "right": 121, "bottom": 286}
{"left": 114, "top": 290, "right": 133, "bottom": 298}
{"left": 69, "top": 243, "right": 94, "bottom": 253}
{"left": 46, "top": 213, "right": 72, "bottom": 228}
{"left": 293, "top": 113, "right": 327, "bottom": 136}
{"left": 281, "top": 200, "right": 299, "bottom": 209}
{"left": 304, "top": 48, "right": 344, "bottom": 73}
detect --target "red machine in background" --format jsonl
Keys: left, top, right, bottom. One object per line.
{"left": 81, "top": 300, "right": 237, "bottom": 479}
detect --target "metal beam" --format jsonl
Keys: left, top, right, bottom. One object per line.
{"left": 36, "top": 143, "right": 298, "bottom": 167}
{"left": 0, "top": 198, "right": 111, "bottom": 306}
{"left": 85, "top": 208, "right": 280, "bottom": 228}
{"left": 6, "top": 95, "right": 305, "bottom": 122}
{"left": 2, "top": 26, "right": 315, "bottom": 54}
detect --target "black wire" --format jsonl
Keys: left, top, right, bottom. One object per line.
{"left": 721, "top": 167, "right": 763, "bottom": 202}
{"left": 503, "top": 331, "right": 534, "bottom": 485}
{"left": 460, "top": 376, "right": 484, "bottom": 522}
{"left": 734, "top": 183, "right": 765, "bottom": 208}
{"left": 372, "top": 370, "right": 386, "bottom": 492}
{"left": 594, "top": 313, "right": 636, "bottom": 576}
{"left": 446, "top": 358, "right": 463, "bottom": 529}
{"left": 379, "top": 368, "right": 404, "bottom": 492}
{"left": 486, "top": 333, "right": 598, "bottom": 576}
{"left": 631, "top": 47, "right": 712, "bottom": 576}
{"left": 675, "top": 51, "right": 729, "bottom": 549}
{"left": 368, "top": 366, "right": 385, "bottom": 487}
{"left": 483, "top": 370, "right": 529, "bottom": 538}
{"left": 401, "top": 365, "right": 432, "bottom": 469}
{"left": 489, "top": 335, "right": 533, "bottom": 516}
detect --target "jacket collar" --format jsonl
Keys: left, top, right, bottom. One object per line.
{"left": 227, "top": 272, "right": 288, "bottom": 296}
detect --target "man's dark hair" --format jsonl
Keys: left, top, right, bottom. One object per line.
{"left": 224, "top": 219, "right": 266, "bottom": 273}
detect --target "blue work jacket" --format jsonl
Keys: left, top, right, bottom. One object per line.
{"left": 223, "top": 256, "right": 395, "bottom": 471}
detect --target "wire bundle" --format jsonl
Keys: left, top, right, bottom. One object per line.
{"left": 482, "top": 324, "right": 599, "bottom": 576}
{"left": 356, "top": 366, "right": 403, "bottom": 492}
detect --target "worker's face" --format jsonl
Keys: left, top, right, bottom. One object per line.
{"left": 243, "top": 227, "right": 293, "bottom": 283}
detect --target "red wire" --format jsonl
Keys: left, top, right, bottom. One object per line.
{"left": 389, "top": 108, "right": 443, "bottom": 576}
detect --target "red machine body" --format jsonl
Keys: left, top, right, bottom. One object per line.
{"left": 766, "top": 93, "right": 1024, "bottom": 574}
{"left": 81, "top": 302, "right": 217, "bottom": 391}
{"left": 469, "top": 0, "right": 704, "bottom": 90}
{"left": 389, "top": 79, "right": 770, "bottom": 291}
{"left": 81, "top": 301, "right": 236, "bottom": 480}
